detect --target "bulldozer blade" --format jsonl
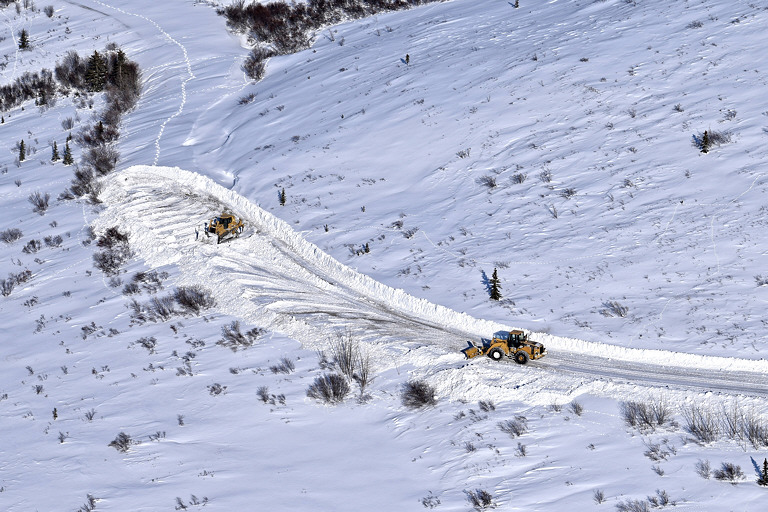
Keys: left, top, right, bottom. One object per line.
{"left": 462, "top": 345, "right": 483, "bottom": 359}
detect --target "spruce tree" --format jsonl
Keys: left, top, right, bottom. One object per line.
{"left": 62, "top": 141, "right": 73, "bottom": 165}
{"left": 701, "top": 130, "right": 710, "bottom": 153}
{"left": 18, "top": 140, "right": 25, "bottom": 162}
{"left": 85, "top": 50, "right": 107, "bottom": 92}
{"left": 18, "top": 29, "right": 29, "bottom": 50}
{"left": 279, "top": 187, "right": 286, "bottom": 206}
{"left": 759, "top": 458, "right": 768, "bottom": 486}
{"left": 51, "top": 141, "right": 60, "bottom": 162}
{"left": 490, "top": 268, "right": 502, "bottom": 301}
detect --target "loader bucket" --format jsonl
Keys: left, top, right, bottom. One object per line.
{"left": 462, "top": 344, "right": 483, "bottom": 359}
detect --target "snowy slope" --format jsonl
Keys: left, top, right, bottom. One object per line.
{"left": 2, "top": 0, "right": 768, "bottom": 511}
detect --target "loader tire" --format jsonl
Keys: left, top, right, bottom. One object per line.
{"left": 488, "top": 347, "right": 504, "bottom": 361}
{"left": 514, "top": 351, "right": 529, "bottom": 365}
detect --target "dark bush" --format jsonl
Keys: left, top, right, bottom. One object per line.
{"left": 28, "top": 191, "right": 51, "bottom": 215}
{"left": 466, "top": 489, "right": 495, "bottom": 510}
{"left": 219, "top": 0, "right": 442, "bottom": 81}
{"left": 401, "top": 379, "right": 437, "bottom": 409}
{"left": 216, "top": 321, "right": 266, "bottom": 351}
{"left": 307, "top": 373, "right": 349, "bottom": 404}
{"left": 44, "top": 234, "right": 63, "bottom": 247}
{"left": 22, "top": 239, "right": 42, "bottom": 254}
{"left": 1, "top": 228, "right": 23, "bottom": 243}
{"left": 147, "top": 295, "right": 176, "bottom": 321}
{"left": 498, "top": 417, "right": 528, "bottom": 437}
{"left": 93, "top": 226, "right": 131, "bottom": 275}
{"left": 108, "top": 432, "right": 133, "bottom": 453}
{"left": 83, "top": 144, "right": 119, "bottom": 176}
{"left": 270, "top": 356, "right": 296, "bottom": 374}
{"left": 174, "top": 285, "right": 216, "bottom": 315}
{"left": 713, "top": 462, "right": 744, "bottom": 484}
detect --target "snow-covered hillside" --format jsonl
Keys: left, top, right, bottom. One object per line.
{"left": 2, "top": 0, "right": 768, "bottom": 510}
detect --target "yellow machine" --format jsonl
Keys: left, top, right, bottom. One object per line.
{"left": 462, "top": 330, "right": 546, "bottom": 364}
{"left": 204, "top": 213, "right": 244, "bottom": 244}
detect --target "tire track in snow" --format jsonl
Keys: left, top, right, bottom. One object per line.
{"left": 96, "top": 166, "right": 768, "bottom": 407}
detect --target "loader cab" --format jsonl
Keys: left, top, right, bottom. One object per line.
{"left": 508, "top": 330, "right": 526, "bottom": 348}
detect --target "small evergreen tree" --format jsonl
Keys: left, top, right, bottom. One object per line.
{"left": 701, "top": 130, "right": 710, "bottom": 153}
{"left": 759, "top": 458, "right": 768, "bottom": 486}
{"left": 85, "top": 50, "right": 107, "bottom": 92}
{"left": 490, "top": 268, "right": 502, "bottom": 301}
{"left": 514, "top": 0, "right": 519, "bottom": 8}
{"left": 18, "top": 140, "right": 25, "bottom": 162}
{"left": 51, "top": 141, "right": 60, "bottom": 162}
{"left": 62, "top": 141, "right": 73, "bottom": 165}
{"left": 279, "top": 187, "right": 286, "bottom": 206}
{"left": 18, "top": 29, "right": 30, "bottom": 50}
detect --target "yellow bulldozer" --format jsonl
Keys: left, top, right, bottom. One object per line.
{"left": 462, "top": 330, "right": 546, "bottom": 364}
{"left": 204, "top": 213, "right": 244, "bottom": 244}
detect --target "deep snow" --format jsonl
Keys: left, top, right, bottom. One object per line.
{"left": 2, "top": 0, "right": 768, "bottom": 510}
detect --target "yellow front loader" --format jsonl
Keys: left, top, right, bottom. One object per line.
{"left": 462, "top": 330, "right": 546, "bottom": 364}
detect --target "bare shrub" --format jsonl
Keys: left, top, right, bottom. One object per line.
{"left": 243, "top": 47, "right": 274, "bottom": 80}
{"left": 478, "top": 400, "right": 495, "bottom": 412}
{"left": 560, "top": 187, "right": 576, "bottom": 199}
{"left": 511, "top": 172, "right": 527, "bottom": 184}
{"left": 539, "top": 169, "right": 552, "bottom": 183}
{"left": 131, "top": 270, "right": 168, "bottom": 293}
{"left": 93, "top": 226, "right": 131, "bottom": 275}
{"left": 83, "top": 144, "right": 119, "bottom": 176}
{"left": 122, "top": 282, "right": 140, "bottom": 295}
{"left": 465, "top": 489, "right": 495, "bottom": 510}
{"left": 601, "top": 300, "right": 628, "bottom": 317}
{"left": 713, "top": 462, "right": 744, "bottom": 484}
{"left": 643, "top": 440, "right": 670, "bottom": 462}
{"left": 647, "top": 490, "right": 671, "bottom": 507}
{"left": 695, "top": 459, "right": 711, "bottom": 479}
{"left": 1, "top": 270, "right": 32, "bottom": 297}
{"left": 569, "top": 400, "right": 584, "bottom": 416}
{"left": 620, "top": 397, "right": 672, "bottom": 431}
{"left": 743, "top": 410, "right": 768, "bottom": 448}
{"left": 28, "top": 191, "right": 51, "bottom": 215}
{"left": 330, "top": 332, "right": 357, "bottom": 379}
{"left": 616, "top": 499, "right": 649, "bottom": 512}
{"left": 147, "top": 295, "right": 176, "bottom": 322}
{"left": 593, "top": 489, "right": 606, "bottom": 504}
{"left": 498, "top": 417, "right": 528, "bottom": 437}
{"left": 478, "top": 175, "right": 497, "bottom": 189}
{"left": 84, "top": 409, "right": 96, "bottom": 421}
{"left": 216, "top": 321, "right": 266, "bottom": 351}
{"left": 208, "top": 383, "right": 227, "bottom": 396}
{"left": 134, "top": 336, "right": 157, "bottom": 354}
{"left": 306, "top": 373, "right": 349, "bottom": 404}
{"left": 44, "top": 234, "right": 63, "bottom": 247}
{"left": 270, "top": 356, "right": 295, "bottom": 374}
{"left": 108, "top": 432, "right": 133, "bottom": 453}
{"left": 401, "top": 379, "right": 437, "bottom": 409}
{"left": 682, "top": 403, "right": 719, "bottom": 443}
{"left": 174, "top": 285, "right": 216, "bottom": 315}
{"left": 257, "top": 386, "right": 270, "bottom": 403}
{"left": 22, "top": 239, "right": 42, "bottom": 253}
{"left": 44, "top": 5, "right": 54, "bottom": 17}
{"left": 1, "top": 228, "right": 23, "bottom": 243}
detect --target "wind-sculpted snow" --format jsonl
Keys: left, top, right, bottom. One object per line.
{"left": 96, "top": 166, "right": 768, "bottom": 406}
